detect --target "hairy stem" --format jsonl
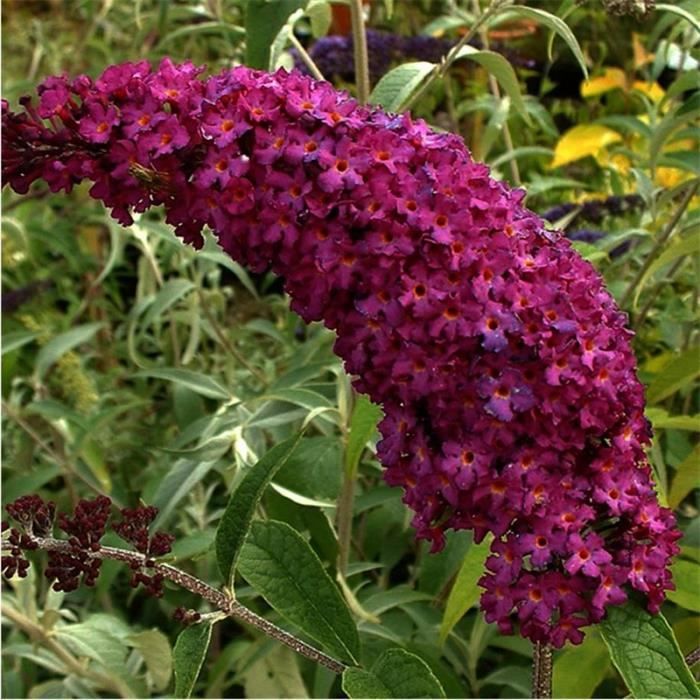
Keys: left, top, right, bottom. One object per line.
{"left": 23, "top": 535, "right": 347, "bottom": 675}
{"left": 288, "top": 33, "right": 325, "bottom": 82}
{"left": 686, "top": 646, "right": 700, "bottom": 667}
{"left": 532, "top": 641, "right": 553, "bottom": 698}
{"left": 349, "top": 0, "right": 370, "bottom": 105}
{"left": 403, "top": 0, "right": 511, "bottom": 112}
{"left": 470, "top": 0, "right": 520, "bottom": 185}
{"left": 620, "top": 180, "right": 699, "bottom": 309}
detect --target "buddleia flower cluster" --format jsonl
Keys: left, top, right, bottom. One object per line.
{"left": 2, "top": 495, "right": 173, "bottom": 596}
{"left": 2, "top": 59, "right": 681, "bottom": 647}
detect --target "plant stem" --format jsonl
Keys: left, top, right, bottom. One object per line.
{"left": 686, "top": 646, "right": 700, "bottom": 667}
{"left": 402, "top": 0, "right": 511, "bottom": 112}
{"left": 336, "top": 470, "right": 356, "bottom": 576}
{"left": 288, "top": 33, "right": 325, "bottom": 82}
{"left": 349, "top": 0, "right": 370, "bottom": 104}
{"left": 532, "top": 641, "right": 553, "bottom": 698}
{"left": 620, "top": 180, "right": 699, "bottom": 309}
{"left": 470, "top": 0, "right": 520, "bottom": 185}
{"left": 25, "top": 535, "right": 347, "bottom": 675}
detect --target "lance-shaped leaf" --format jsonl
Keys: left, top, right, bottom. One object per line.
{"left": 600, "top": 599, "right": 699, "bottom": 698}
{"left": 454, "top": 46, "right": 530, "bottom": 123}
{"left": 345, "top": 395, "right": 382, "bottom": 478}
{"left": 216, "top": 433, "right": 303, "bottom": 587}
{"left": 342, "top": 648, "right": 446, "bottom": 698}
{"left": 439, "top": 534, "right": 492, "bottom": 644}
{"left": 370, "top": 62, "right": 436, "bottom": 112}
{"left": 238, "top": 519, "right": 359, "bottom": 664}
{"left": 173, "top": 621, "right": 214, "bottom": 699}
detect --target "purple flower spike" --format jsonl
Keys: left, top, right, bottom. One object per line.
{"left": 1, "top": 60, "right": 681, "bottom": 647}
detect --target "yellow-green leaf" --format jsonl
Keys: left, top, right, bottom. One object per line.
{"left": 439, "top": 534, "right": 492, "bottom": 645}
{"left": 632, "top": 81, "right": 665, "bottom": 102}
{"left": 553, "top": 634, "right": 609, "bottom": 698}
{"left": 550, "top": 125, "right": 622, "bottom": 169}
{"left": 668, "top": 559, "right": 700, "bottom": 613}
{"left": 646, "top": 346, "right": 700, "bottom": 404}
{"left": 581, "top": 68, "right": 626, "bottom": 98}
{"left": 669, "top": 445, "right": 700, "bottom": 509}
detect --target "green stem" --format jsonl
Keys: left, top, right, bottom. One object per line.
{"left": 620, "top": 180, "right": 699, "bottom": 309}
{"left": 402, "top": 0, "right": 511, "bottom": 112}
{"left": 349, "top": 0, "right": 370, "bottom": 104}
{"left": 337, "top": 469, "right": 356, "bottom": 576}
{"left": 470, "top": 0, "right": 520, "bottom": 185}
{"left": 288, "top": 33, "right": 325, "bottom": 82}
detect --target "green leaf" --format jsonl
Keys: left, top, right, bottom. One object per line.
{"left": 646, "top": 407, "right": 700, "bottom": 433}
{"left": 275, "top": 436, "right": 342, "bottom": 502}
{"left": 256, "top": 387, "right": 334, "bottom": 412}
{"left": 306, "top": 0, "right": 331, "bottom": 37}
{"left": 345, "top": 395, "right": 382, "bottom": 477}
{"left": 127, "top": 629, "right": 172, "bottom": 692}
{"left": 269, "top": 7, "right": 305, "bottom": 70}
{"left": 134, "top": 368, "right": 233, "bottom": 401}
{"left": 245, "top": 0, "right": 307, "bottom": 69}
{"left": 2, "top": 330, "right": 38, "bottom": 355}
{"left": 553, "top": 635, "right": 609, "bottom": 698}
{"left": 362, "top": 586, "right": 433, "bottom": 616}
{"left": 656, "top": 2, "right": 700, "bottom": 32}
{"left": 52, "top": 623, "right": 127, "bottom": 668}
{"left": 343, "top": 668, "right": 392, "bottom": 698}
{"left": 599, "top": 599, "right": 699, "bottom": 699}
{"left": 151, "top": 459, "right": 218, "bottom": 531}
{"left": 454, "top": 46, "right": 530, "bottom": 124}
{"left": 669, "top": 445, "right": 700, "bottom": 508}
{"left": 156, "top": 21, "right": 244, "bottom": 49}
{"left": 504, "top": 5, "right": 587, "bottom": 78}
{"left": 633, "top": 229, "right": 700, "bottom": 308}
{"left": 439, "top": 535, "right": 492, "bottom": 644}
{"left": 197, "top": 250, "right": 259, "bottom": 298}
{"left": 238, "top": 519, "right": 360, "bottom": 663}
{"left": 646, "top": 346, "right": 700, "bottom": 404}
{"left": 480, "top": 666, "right": 532, "bottom": 697}
{"left": 173, "top": 621, "right": 213, "bottom": 699}
{"left": 35, "top": 323, "right": 103, "bottom": 380}
{"left": 2, "top": 465, "right": 61, "bottom": 505}
{"left": 78, "top": 436, "right": 111, "bottom": 492}
{"left": 668, "top": 559, "right": 700, "bottom": 613}
{"left": 141, "top": 279, "right": 195, "bottom": 327}
{"left": 369, "top": 61, "right": 436, "bottom": 112}
{"left": 650, "top": 102, "right": 700, "bottom": 169}
{"left": 158, "top": 434, "right": 232, "bottom": 462}
{"left": 342, "top": 648, "right": 446, "bottom": 698}
{"left": 243, "top": 645, "right": 309, "bottom": 698}
{"left": 216, "top": 434, "right": 303, "bottom": 588}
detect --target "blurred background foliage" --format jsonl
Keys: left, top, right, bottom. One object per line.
{"left": 1, "top": 0, "right": 698, "bottom": 698}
